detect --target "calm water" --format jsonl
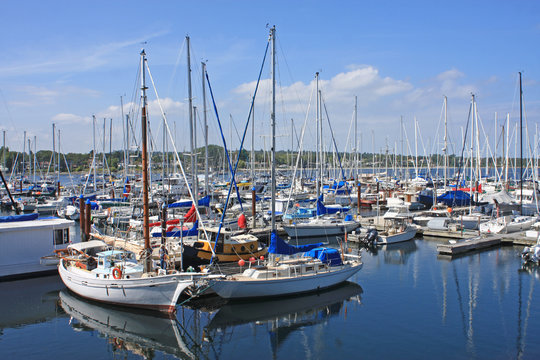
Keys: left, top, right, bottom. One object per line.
{"left": 1, "top": 237, "right": 539, "bottom": 360}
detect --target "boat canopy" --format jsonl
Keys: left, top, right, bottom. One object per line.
{"left": 304, "top": 247, "right": 343, "bottom": 266}
{"left": 316, "top": 195, "right": 350, "bottom": 216}
{"left": 268, "top": 231, "right": 322, "bottom": 255}
{"left": 0, "top": 213, "right": 38, "bottom": 223}
{"left": 168, "top": 196, "right": 210, "bottom": 209}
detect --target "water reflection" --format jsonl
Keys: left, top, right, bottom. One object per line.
{"left": 59, "top": 290, "right": 198, "bottom": 359}
{"left": 379, "top": 240, "right": 417, "bottom": 265}
{"left": 0, "top": 276, "right": 65, "bottom": 332}
{"left": 206, "top": 282, "right": 362, "bottom": 356}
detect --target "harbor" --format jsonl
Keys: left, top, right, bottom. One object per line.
{"left": 1, "top": 229, "right": 539, "bottom": 359}
{"left": 2, "top": 2, "right": 540, "bottom": 359}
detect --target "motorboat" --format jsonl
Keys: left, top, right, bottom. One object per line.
{"left": 479, "top": 215, "right": 537, "bottom": 234}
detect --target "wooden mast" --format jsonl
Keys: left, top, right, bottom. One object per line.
{"left": 270, "top": 25, "right": 276, "bottom": 232}
{"left": 140, "top": 49, "right": 152, "bottom": 273}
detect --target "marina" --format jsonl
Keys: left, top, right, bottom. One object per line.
{"left": 1, "top": 233, "right": 540, "bottom": 359}
{"left": 2, "top": 2, "right": 540, "bottom": 359}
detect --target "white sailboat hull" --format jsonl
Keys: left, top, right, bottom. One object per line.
{"left": 58, "top": 259, "right": 194, "bottom": 312}
{"left": 210, "top": 263, "right": 362, "bottom": 299}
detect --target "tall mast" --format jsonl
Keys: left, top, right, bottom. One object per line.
{"left": 270, "top": 26, "right": 276, "bottom": 232}
{"left": 162, "top": 96, "right": 166, "bottom": 198}
{"left": 400, "top": 116, "right": 403, "bottom": 179}
{"left": 414, "top": 117, "right": 418, "bottom": 179}
{"left": 120, "top": 96, "right": 126, "bottom": 180}
{"left": 57, "top": 130, "right": 61, "bottom": 183}
{"left": 443, "top": 96, "right": 448, "bottom": 188}
{"left": 193, "top": 105, "right": 198, "bottom": 204}
{"left": 494, "top": 112, "right": 497, "bottom": 183}
{"left": 2, "top": 130, "right": 5, "bottom": 172}
{"left": 202, "top": 61, "right": 209, "bottom": 196}
{"left": 315, "top": 72, "right": 320, "bottom": 200}
{"left": 92, "top": 115, "right": 96, "bottom": 191}
{"left": 22, "top": 131, "right": 26, "bottom": 179}
{"left": 103, "top": 118, "right": 106, "bottom": 191}
{"left": 27, "top": 138, "right": 31, "bottom": 182}
{"left": 33, "top": 136, "right": 36, "bottom": 183}
{"left": 250, "top": 91, "right": 255, "bottom": 181}
{"left": 354, "top": 96, "right": 358, "bottom": 182}
{"left": 126, "top": 114, "right": 130, "bottom": 178}
{"left": 186, "top": 36, "right": 198, "bottom": 210}
{"left": 505, "top": 113, "right": 509, "bottom": 186}
{"left": 140, "top": 49, "right": 152, "bottom": 272}
{"left": 519, "top": 72, "right": 523, "bottom": 214}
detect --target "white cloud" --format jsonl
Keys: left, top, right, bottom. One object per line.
{"left": 0, "top": 31, "right": 169, "bottom": 77}
{"left": 52, "top": 113, "right": 91, "bottom": 124}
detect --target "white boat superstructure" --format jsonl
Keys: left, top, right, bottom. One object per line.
{"left": 0, "top": 214, "right": 75, "bottom": 280}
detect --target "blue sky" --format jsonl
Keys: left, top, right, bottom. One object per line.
{"left": 1, "top": 0, "right": 539, "bottom": 160}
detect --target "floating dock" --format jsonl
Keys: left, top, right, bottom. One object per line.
{"left": 436, "top": 235, "right": 503, "bottom": 255}
{"left": 436, "top": 232, "right": 538, "bottom": 256}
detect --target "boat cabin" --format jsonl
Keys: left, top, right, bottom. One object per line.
{"left": 0, "top": 214, "right": 75, "bottom": 280}
{"left": 92, "top": 250, "right": 142, "bottom": 278}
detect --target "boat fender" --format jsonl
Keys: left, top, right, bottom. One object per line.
{"left": 112, "top": 267, "right": 122, "bottom": 279}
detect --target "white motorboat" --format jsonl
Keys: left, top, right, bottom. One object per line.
{"left": 376, "top": 224, "right": 418, "bottom": 245}
{"left": 372, "top": 216, "right": 418, "bottom": 245}
{"left": 479, "top": 215, "right": 537, "bottom": 234}
{"left": 57, "top": 204, "right": 80, "bottom": 220}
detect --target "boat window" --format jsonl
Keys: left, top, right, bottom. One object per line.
{"left": 54, "top": 229, "right": 69, "bottom": 245}
{"left": 305, "top": 266, "right": 313, "bottom": 272}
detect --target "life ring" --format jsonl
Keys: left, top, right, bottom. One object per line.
{"left": 112, "top": 267, "right": 122, "bottom": 279}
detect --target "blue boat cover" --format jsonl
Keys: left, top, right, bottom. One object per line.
{"left": 268, "top": 230, "right": 322, "bottom": 255}
{"left": 151, "top": 220, "right": 199, "bottom": 238}
{"left": 168, "top": 195, "right": 210, "bottom": 208}
{"left": 436, "top": 190, "right": 471, "bottom": 207}
{"left": 0, "top": 213, "right": 39, "bottom": 223}
{"left": 304, "top": 247, "right": 343, "bottom": 266}
{"left": 316, "top": 195, "right": 349, "bottom": 216}
{"left": 88, "top": 201, "right": 100, "bottom": 210}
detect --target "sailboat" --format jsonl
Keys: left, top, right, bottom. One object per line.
{"left": 58, "top": 49, "right": 205, "bottom": 314}
{"left": 209, "top": 27, "right": 362, "bottom": 300}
